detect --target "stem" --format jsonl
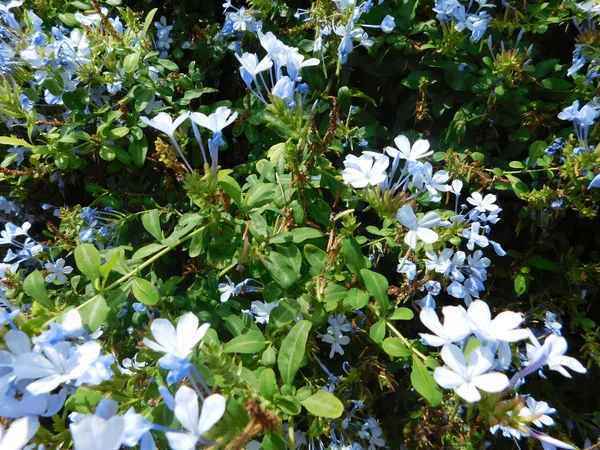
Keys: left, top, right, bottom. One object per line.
{"left": 191, "top": 365, "right": 211, "bottom": 396}
{"left": 448, "top": 397, "right": 460, "bottom": 422}
{"left": 75, "top": 223, "right": 211, "bottom": 314}
{"left": 385, "top": 321, "right": 427, "bottom": 361}
{"left": 170, "top": 137, "right": 194, "bottom": 173}
{"left": 188, "top": 372, "right": 206, "bottom": 401}
{"left": 288, "top": 416, "right": 295, "bottom": 449}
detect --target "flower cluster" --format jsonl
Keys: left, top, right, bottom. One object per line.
{"left": 420, "top": 300, "right": 586, "bottom": 449}
{"left": 433, "top": 0, "right": 495, "bottom": 42}
{"left": 0, "top": 222, "right": 43, "bottom": 275}
{"left": 557, "top": 99, "right": 599, "bottom": 152}
{"left": 342, "top": 135, "right": 505, "bottom": 307}
{"left": 235, "top": 31, "right": 319, "bottom": 107}
{"left": 0, "top": 307, "right": 227, "bottom": 449}
{"left": 219, "top": 1, "right": 262, "bottom": 39}
{"left": 154, "top": 16, "right": 173, "bottom": 58}
{"left": 568, "top": 4, "right": 600, "bottom": 84}
{"left": 311, "top": 0, "right": 395, "bottom": 64}
{"left": 141, "top": 106, "right": 237, "bottom": 174}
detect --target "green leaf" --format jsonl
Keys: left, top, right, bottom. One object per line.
{"left": 527, "top": 255, "right": 558, "bottom": 271}
{"left": 278, "top": 320, "right": 311, "bottom": 385}
{"left": 267, "top": 250, "right": 300, "bottom": 289}
{"left": 130, "top": 137, "right": 148, "bottom": 166}
{"left": 270, "top": 299, "right": 301, "bottom": 328}
{"left": 142, "top": 8, "right": 158, "bottom": 37}
{"left": 99, "top": 146, "right": 116, "bottom": 161}
{"left": 300, "top": 390, "right": 344, "bottom": 418}
{"left": 108, "top": 127, "right": 130, "bottom": 139}
{"left": 505, "top": 174, "right": 529, "bottom": 199}
{"left": 259, "top": 368, "right": 277, "bottom": 400}
{"left": 273, "top": 394, "right": 302, "bottom": 415}
{"left": 262, "top": 346, "right": 276, "bottom": 366}
{"left": 541, "top": 78, "right": 571, "bottom": 91}
{"left": 369, "top": 320, "right": 386, "bottom": 344}
{"left": 131, "top": 277, "right": 159, "bottom": 306}
{"left": 360, "top": 269, "right": 390, "bottom": 313}
{"left": 389, "top": 307, "right": 414, "bottom": 321}
{"left": 23, "top": 270, "right": 52, "bottom": 308}
{"left": 411, "top": 356, "right": 443, "bottom": 406}
{"left": 343, "top": 288, "right": 370, "bottom": 309}
{"left": 156, "top": 58, "right": 179, "bottom": 71}
{"left": 218, "top": 174, "right": 242, "bottom": 206}
{"left": 142, "top": 210, "right": 162, "bottom": 241}
{"left": 342, "top": 238, "right": 368, "bottom": 279}
{"left": 244, "top": 183, "right": 276, "bottom": 210}
{"left": 382, "top": 338, "right": 411, "bottom": 357}
{"left": 223, "top": 330, "right": 266, "bottom": 354}
{"left": 0, "top": 136, "right": 33, "bottom": 148}
{"left": 80, "top": 295, "right": 110, "bottom": 332}
{"left": 99, "top": 249, "right": 122, "bottom": 280}
{"left": 131, "top": 243, "right": 167, "bottom": 260}
{"left": 528, "top": 141, "right": 547, "bottom": 167}
{"left": 291, "top": 228, "right": 324, "bottom": 244}
{"left": 304, "top": 244, "right": 327, "bottom": 272}
{"left": 74, "top": 244, "right": 101, "bottom": 281}
{"left": 514, "top": 275, "right": 527, "bottom": 295}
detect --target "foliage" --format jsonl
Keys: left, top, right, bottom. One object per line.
{"left": 0, "top": 0, "right": 599, "bottom": 449}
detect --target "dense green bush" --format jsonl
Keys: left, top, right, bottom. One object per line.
{"left": 0, "top": 0, "right": 599, "bottom": 448}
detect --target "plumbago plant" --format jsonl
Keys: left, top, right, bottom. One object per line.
{"left": 0, "top": 0, "right": 599, "bottom": 449}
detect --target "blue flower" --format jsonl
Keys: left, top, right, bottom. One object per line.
{"left": 381, "top": 15, "right": 395, "bottom": 33}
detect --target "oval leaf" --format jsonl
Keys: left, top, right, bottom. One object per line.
{"left": 382, "top": 337, "right": 411, "bottom": 357}
{"left": 23, "top": 270, "right": 52, "bottom": 308}
{"left": 411, "top": 356, "right": 443, "bottom": 407}
{"left": 277, "top": 320, "right": 311, "bottom": 385}
{"left": 300, "top": 390, "right": 344, "bottom": 418}
{"left": 389, "top": 307, "right": 414, "bottom": 321}
{"left": 360, "top": 268, "right": 390, "bottom": 312}
{"left": 224, "top": 330, "right": 266, "bottom": 354}
{"left": 74, "top": 244, "right": 101, "bottom": 281}
{"left": 131, "top": 277, "right": 159, "bottom": 306}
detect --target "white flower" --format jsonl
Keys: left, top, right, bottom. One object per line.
{"left": 425, "top": 248, "right": 454, "bottom": 274}
{"left": 384, "top": 135, "right": 433, "bottom": 163}
{"left": 326, "top": 314, "right": 352, "bottom": 335}
{"left": 189, "top": 106, "right": 238, "bottom": 135}
{"left": 218, "top": 276, "right": 236, "bottom": 302}
{"left": 249, "top": 299, "right": 282, "bottom": 324}
{"left": 450, "top": 179, "right": 463, "bottom": 195}
{"left": 234, "top": 52, "right": 273, "bottom": 87}
{"left": 0, "top": 416, "right": 40, "bottom": 450}
{"left": 320, "top": 314, "right": 352, "bottom": 358}
{"left": 467, "top": 192, "right": 498, "bottom": 212}
{"left": 419, "top": 306, "right": 471, "bottom": 347}
{"left": 44, "top": 258, "right": 73, "bottom": 284}
{"left": 271, "top": 76, "right": 295, "bottom": 100}
{"left": 518, "top": 397, "right": 556, "bottom": 428}
{"left": 143, "top": 312, "right": 210, "bottom": 360}
{"left": 544, "top": 312, "right": 562, "bottom": 336}
{"left": 321, "top": 331, "right": 351, "bottom": 358}
{"left": 13, "top": 341, "right": 105, "bottom": 395}
{"left": 165, "top": 386, "right": 226, "bottom": 450}
{"left": 341, "top": 152, "right": 389, "bottom": 188}
{"left": 140, "top": 111, "right": 190, "bottom": 140}
{"left": 396, "top": 259, "right": 416, "bottom": 280}
{"left": 396, "top": 205, "right": 440, "bottom": 249}
{"left": 467, "top": 300, "right": 529, "bottom": 344}
{"left": 525, "top": 334, "right": 587, "bottom": 379}
{"left": 70, "top": 414, "right": 126, "bottom": 450}
{"left": 285, "top": 51, "right": 319, "bottom": 81}
{"left": 433, "top": 344, "right": 509, "bottom": 403}
{"left": 412, "top": 162, "right": 451, "bottom": 202}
